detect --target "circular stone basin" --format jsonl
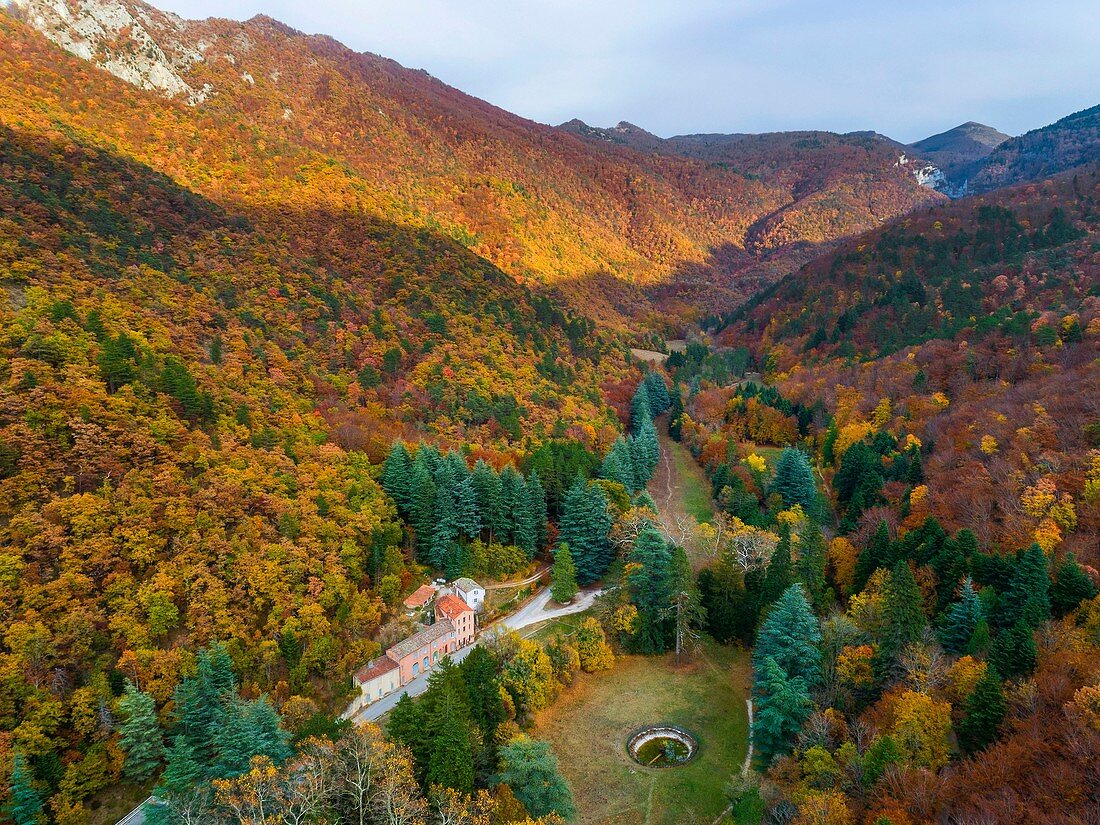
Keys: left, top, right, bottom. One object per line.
{"left": 628, "top": 725, "right": 698, "bottom": 768}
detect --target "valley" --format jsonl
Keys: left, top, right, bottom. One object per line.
{"left": 0, "top": 2, "right": 1098, "bottom": 825}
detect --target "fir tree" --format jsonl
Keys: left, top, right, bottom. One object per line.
{"left": 940, "top": 577, "right": 983, "bottom": 654}
{"left": 627, "top": 525, "right": 675, "bottom": 653}
{"left": 1051, "top": 553, "right": 1097, "bottom": 616}
{"left": 557, "top": 479, "right": 613, "bottom": 585}
{"left": 599, "top": 437, "right": 636, "bottom": 491}
{"left": 753, "top": 584, "right": 822, "bottom": 687}
{"left": 500, "top": 465, "right": 525, "bottom": 545}
{"left": 5, "top": 751, "right": 43, "bottom": 825}
{"left": 387, "top": 694, "right": 428, "bottom": 775}
{"left": 458, "top": 647, "right": 507, "bottom": 741}
{"left": 878, "top": 560, "right": 925, "bottom": 669}
{"left": 752, "top": 657, "right": 812, "bottom": 764}
{"left": 630, "top": 382, "right": 653, "bottom": 434}
{"left": 172, "top": 643, "right": 236, "bottom": 764}
{"left": 431, "top": 462, "right": 459, "bottom": 570}
{"left": 643, "top": 372, "right": 670, "bottom": 415}
{"left": 473, "top": 460, "right": 505, "bottom": 542}
{"left": 759, "top": 524, "right": 794, "bottom": 610}
{"left": 496, "top": 735, "right": 576, "bottom": 822}
{"left": 511, "top": 475, "right": 539, "bottom": 557}
{"left": 854, "top": 521, "right": 893, "bottom": 594}
{"left": 426, "top": 703, "right": 475, "bottom": 794}
{"left": 551, "top": 543, "right": 579, "bottom": 604}
{"left": 958, "top": 667, "right": 1006, "bottom": 754}
{"left": 157, "top": 737, "right": 205, "bottom": 794}
{"left": 989, "top": 621, "right": 1037, "bottom": 680}
{"left": 410, "top": 455, "right": 438, "bottom": 556}
{"left": 382, "top": 442, "right": 414, "bottom": 512}
{"left": 1002, "top": 544, "right": 1051, "bottom": 629}
{"left": 771, "top": 448, "right": 816, "bottom": 511}
{"left": 668, "top": 383, "right": 684, "bottom": 441}
{"left": 527, "top": 471, "right": 549, "bottom": 549}
{"left": 454, "top": 475, "right": 482, "bottom": 540}
{"left": 118, "top": 680, "right": 164, "bottom": 782}
{"left": 795, "top": 521, "right": 828, "bottom": 610}
{"left": 212, "top": 697, "right": 291, "bottom": 779}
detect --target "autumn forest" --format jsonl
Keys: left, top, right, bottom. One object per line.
{"left": 0, "top": 2, "right": 1098, "bottom": 824}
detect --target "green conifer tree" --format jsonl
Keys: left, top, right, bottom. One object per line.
{"left": 958, "top": 667, "right": 1006, "bottom": 754}
{"left": 878, "top": 560, "right": 925, "bottom": 669}
{"left": 854, "top": 521, "right": 893, "bottom": 594}
{"left": 753, "top": 583, "right": 822, "bottom": 687}
{"left": 771, "top": 448, "right": 816, "bottom": 511}
{"left": 940, "top": 577, "right": 983, "bottom": 654}
{"left": 454, "top": 474, "right": 482, "bottom": 540}
{"left": 427, "top": 703, "right": 475, "bottom": 794}
{"left": 668, "top": 383, "right": 684, "bottom": 441}
{"left": 752, "top": 657, "right": 812, "bottom": 764}
{"left": 1002, "top": 544, "right": 1051, "bottom": 629}
{"left": 1050, "top": 553, "right": 1097, "bottom": 617}
{"left": 989, "top": 621, "right": 1037, "bottom": 680}
{"left": 527, "top": 471, "right": 549, "bottom": 549}
{"left": 496, "top": 736, "right": 576, "bottom": 822}
{"left": 759, "top": 524, "right": 794, "bottom": 610}
{"left": 551, "top": 543, "right": 579, "bottom": 604}
{"left": 557, "top": 479, "right": 613, "bottom": 585}
{"left": 627, "top": 525, "right": 674, "bottom": 653}
{"left": 118, "top": 681, "right": 164, "bottom": 782}
{"left": 4, "top": 752, "right": 43, "bottom": 825}
{"left": 472, "top": 460, "right": 505, "bottom": 542}
{"left": 795, "top": 521, "right": 828, "bottom": 610}
{"left": 382, "top": 442, "right": 414, "bottom": 512}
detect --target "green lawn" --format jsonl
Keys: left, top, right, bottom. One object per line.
{"left": 670, "top": 438, "right": 715, "bottom": 524}
{"left": 534, "top": 641, "right": 751, "bottom": 825}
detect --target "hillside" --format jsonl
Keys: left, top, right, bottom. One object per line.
{"left": 7, "top": 0, "right": 944, "bottom": 320}
{"left": 909, "top": 120, "right": 1010, "bottom": 182}
{"left": 715, "top": 167, "right": 1100, "bottom": 563}
{"left": 968, "top": 104, "right": 1100, "bottom": 193}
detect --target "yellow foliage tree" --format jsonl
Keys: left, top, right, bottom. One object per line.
{"left": 890, "top": 690, "right": 953, "bottom": 770}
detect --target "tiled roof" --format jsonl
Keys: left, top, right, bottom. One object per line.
{"left": 403, "top": 583, "right": 436, "bottom": 608}
{"left": 452, "top": 577, "right": 481, "bottom": 593}
{"left": 436, "top": 593, "right": 473, "bottom": 620}
{"left": 386, "top": 618, "right": 455, "bottom": 660}
{"left": 354, "top": 655, "right": 398, "bottom": 685}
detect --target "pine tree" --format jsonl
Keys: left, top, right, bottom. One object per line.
{"left": 458, "top": 647, "right": 507, "bottom": 740}
{"left": 668, "top": 545, "right": 705, "bottom": 660}
{"left": 759, "top": 524, "right": 793, "bottom": 610}
{"left": 551, "top": 543, "right": 579, "bottom": 604}
{"left": 771, "top": 448, "right": 816, "bottom": 511}
{"left": 496, "top": 735, "right": 576, "bottom": 822}
{"left": 957, "top": 667, "right": 1006, "bottom": 754}
{"left": 753, "top": 583, "right": 822, "bottom": 687}
{"left": 752, "top": 657, "right": 812, "bottom": 764}
{"left": 1051, "top": 553, "right": 1097, "bottom": 616}
{"left": 118, "top": 680, "right": 164, "bottom": 782}
{"left": 878, "top": 560, "right": 925, "bottom": 668}
{"left": 989, "top": 621, "right": 1037, "bottom": 680}
{"left": 939, "top": 577, "right": 983, "bottom": 654}
{"left": 5, "top": 752, "right": 43, "bottom": 825}
{"left": 387, "top": 694, "right": 429, "bottom": 776}
{"left": 557, "top": 479, "right": 613, "bottom": 585}
{"left": 644, "top": 372, "right": 670, "bottom": 415}
{"left": 382, "top": 442, "right": 414, "bottom": 512}
{"left": 426, "top": 703, "right": 475, "bottom": 794}
{"left": 668, "top": 383, "right": 684, "bottom": 441}
{"left": 527, "top": 471, "right": 549, "bottom": 549}
{"left": 1002, "top": 544, "right": 1051, "bottom": 629}
{"left": 854, "top": 521, "right": 893, "bottom": 594}
{"left": 172, "top": 643, "right": 236, "bottom": 764}
{"left": 795, "top": 521, "right": 828, "bottom": 610}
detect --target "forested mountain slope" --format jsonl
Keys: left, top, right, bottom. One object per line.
{"left": 6, "top": 0, "right": 944, "bottom": 319}
{"left": 716, "top": 167, "right": 1100, "bottom": 564}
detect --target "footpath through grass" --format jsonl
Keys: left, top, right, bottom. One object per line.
{"left": 534, "top": 641, "right": 750, "bottom": 825}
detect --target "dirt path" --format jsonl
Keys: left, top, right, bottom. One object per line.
{"left": 649, "top": 416, "right": 718, "bottom": 570}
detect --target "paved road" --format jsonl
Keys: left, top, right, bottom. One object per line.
{"left": 344, "top": 586, "right": 602, "bottom": 723}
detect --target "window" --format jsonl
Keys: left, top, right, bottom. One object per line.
{"left": 433, "top": 650, "right": 440, "bottom": 662}
{"left": 412, "top": 662, "right": 419, "bottom": 676}
{"left": 423, "top": 656, "right": 429, "bottom": 670}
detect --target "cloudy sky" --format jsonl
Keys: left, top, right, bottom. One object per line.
{"left": 157, "top": 0, "right": 1098, "bottom": 143}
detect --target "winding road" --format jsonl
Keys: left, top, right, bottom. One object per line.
{"left": 342, "top": 586, "right": 602, "bottom": 723}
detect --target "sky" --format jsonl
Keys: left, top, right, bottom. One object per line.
{"left": 155, "top": 0, "right": 1100, "bottom": 143}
